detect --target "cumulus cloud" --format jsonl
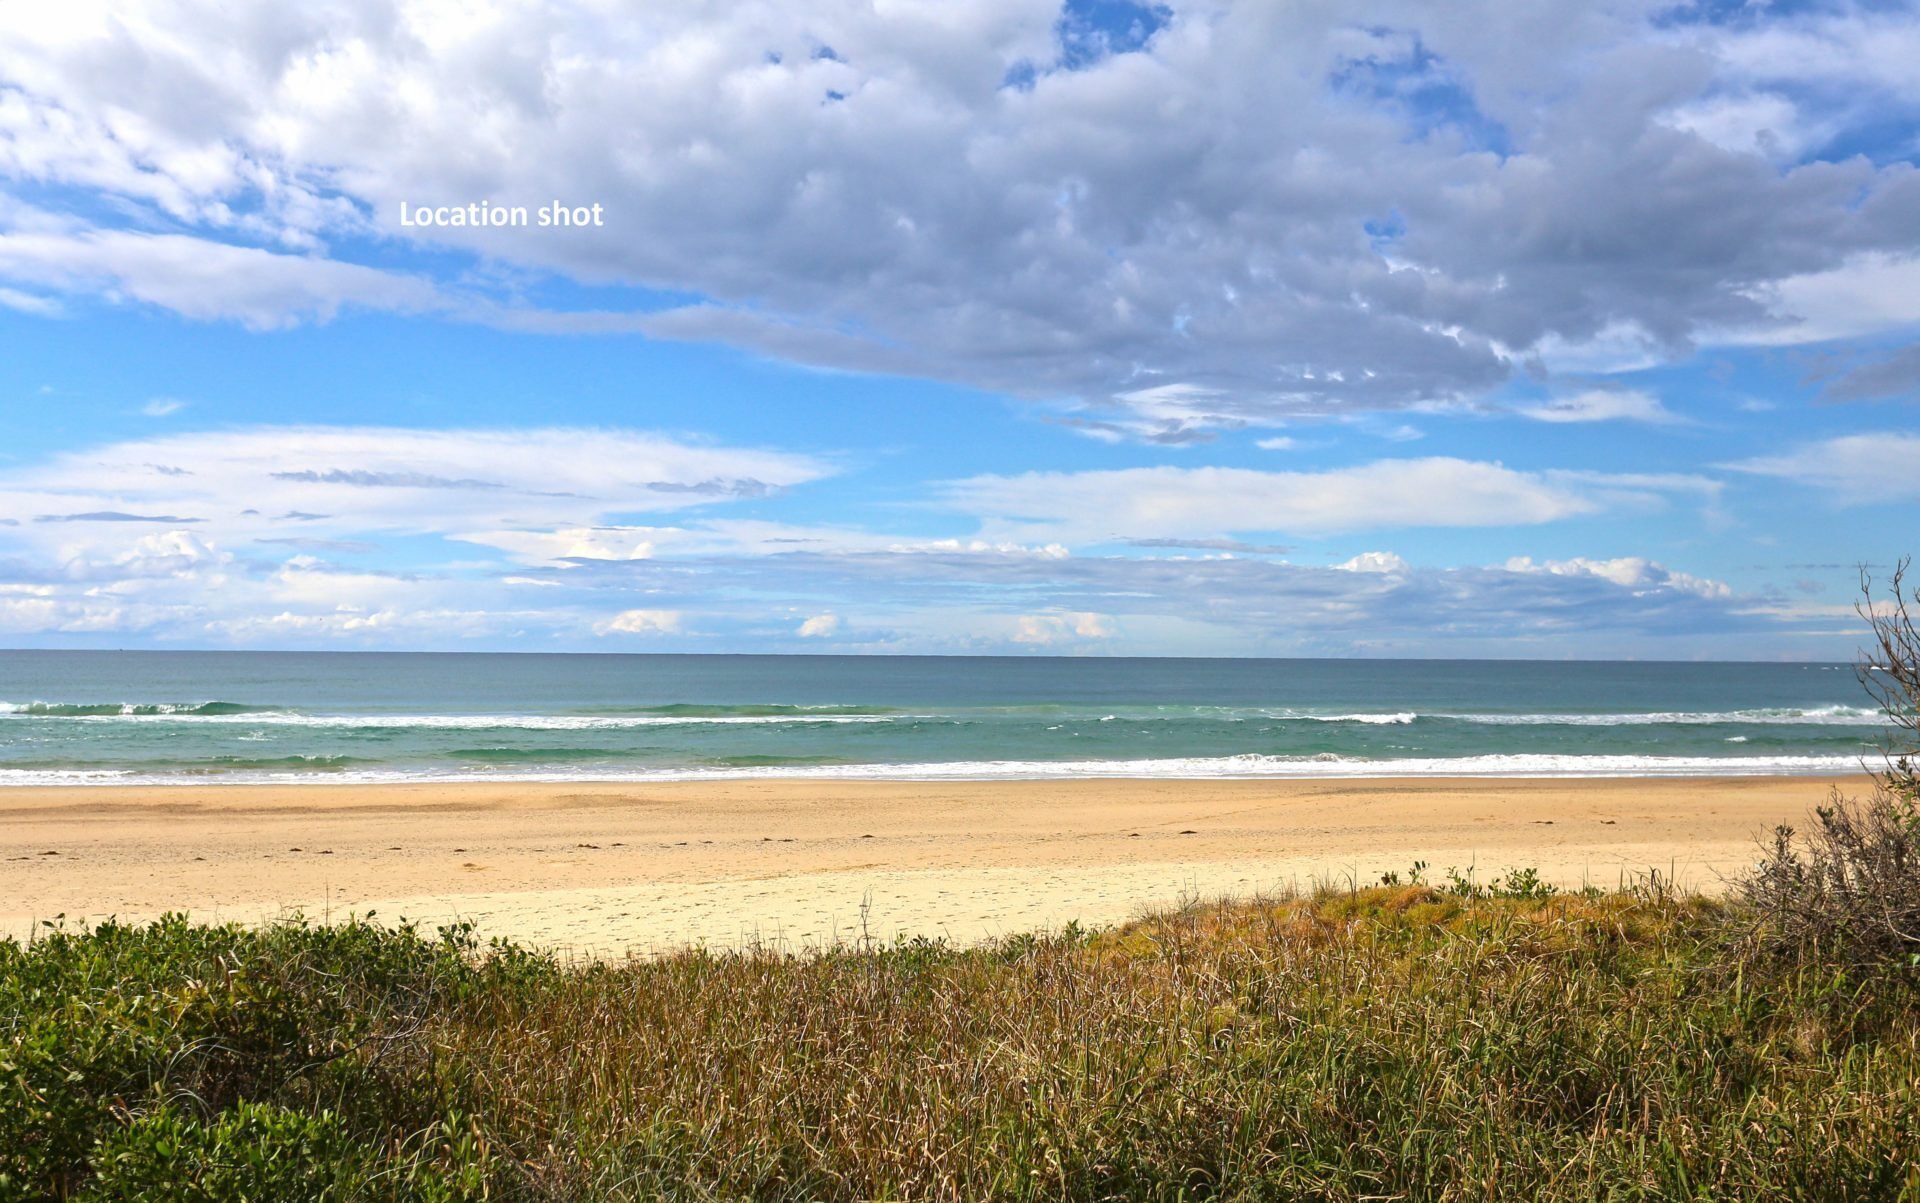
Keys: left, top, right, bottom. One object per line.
{"left": 596, "top": 608, "right": 684, "bottom": 636}
{"left": 3, "top": 1, "right": 1918, "bottom": 431}
{"left": 1337, "top": 551, "right": 1410, "bottom": 574}
{"left": 797, "top": 613, "right": 841, "bottom": 637}
{"left": 1503, "top": 556, "right": 1731, "bottom": 600}
{"left": 94, "top": 530, "right": 227, "bottom": 580}
{"left": 1010, "top": 611, "right": 1114, "bottom": 645}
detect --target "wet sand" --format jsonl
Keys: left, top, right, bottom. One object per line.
{"left": 0, "top": 775, "right": 1860, "bottom": 954}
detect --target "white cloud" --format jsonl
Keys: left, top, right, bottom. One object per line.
{"left": 1336, "top": 551, "right": 1409, "bottom": 574}
{"left": 596, "top": 608, "right": 684, "bottom": 636}
{"left": 1703, "top": 9, "right": 1920, "bottom": 105}
{"left": 0, "top": 227, "right": 448, "bottom": 330}
{"left": 463, "top": 526, "right": 664, "bottom": 567}
{"left": 3, "top": 1, "right": 1917, "bottom": 431}
{"left": 1010, "top": 611, "right": 1113, "bottom": 645}
{"left": 101, "top": 530, "right": 226, "bottom": 579}
{"left": 0, "top": 425, "right": 829, "bottom": 646}
{"left": 140, "top": 397, "right": 187, "bottom": 417}
{"left": 0, "top": 427, "right": 828, "bottom": 547}
{"left": 0, "top": 594, "right": 110, "bottom": 633}
{"left": 1517, "top": 389, "right": 1681, "bottom": 425}
{"left": 1730, "top": 254, "right": 1920, "bottom": 347}
{"left": 1660, "top": 92, "right": 1824, "bottom": 162}
{"left": 797, "top": 612, "right": 841, "bottom": 637}
{"left": 541, "top": 545, "right": 1787, "bottom": 653}
{"left": 1255, "top": 436, "right": 1298, "bottom": 451}
{"left": 0, "top": 285, "right": 58, "bottom": 315}
{"left": 1502, "top": 556, "right": 1731, "bottom": 600}
{"left": 943, "top": 458, "right": 1709, "bottom": 543}
{"left": 205, "top": 607, "right": 514, "bottom": 642}
{"left": 459, "top": 519, "right": 1072, "bottom": 567}
{"left": 1725, "top": 433, "right": 1920, "bottom": 504}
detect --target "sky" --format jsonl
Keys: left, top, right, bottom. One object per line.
{"left": 0, "top": 0, "right": 1916, "bottom": 659}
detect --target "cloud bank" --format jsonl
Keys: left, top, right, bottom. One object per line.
{"left": 3, "top": 1, "right": 1918, "bottom": 434}
{"left": 0, "top": 423, "right": 1826, "bottom": 655}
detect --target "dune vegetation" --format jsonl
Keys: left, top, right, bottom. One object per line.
{"left": 6, "top": 848, "right": 1919, "bottom": 1201}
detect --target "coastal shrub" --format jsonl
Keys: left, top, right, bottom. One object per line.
{"left": 1731, "top": 561, "right": 1920, "bottom": 984}
{"left": 0, "top": 915, "right": 510, "bottom": 1200}
{"left": 1859, "top": 557, "right": 1920, "bottom": 804}
{"left": 1734, "top": 785, "right": 1920, "bottom": 984}
{"left": 80, "top": 1102, "right": 380, "bottom": 1202}
{"left": 77, "top": 1103, "right": 491, "bottom": 1203}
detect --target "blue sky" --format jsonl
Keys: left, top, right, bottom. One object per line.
{"left": 0, "top": 0, "right": 1916, "bottom": 657}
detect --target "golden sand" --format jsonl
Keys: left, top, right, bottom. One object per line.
{"left": 0, "top": 775, "right": 1862, "bottom": 954}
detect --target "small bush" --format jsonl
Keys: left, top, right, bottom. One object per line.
{"left": 0, "top": 915, "right": 513, "bottom": 1200}
{"left": 79, "top": 1102, "right": 378, "bottom": 1203}
{"left": 77, "top": 1101, "right": 489, "bottom": 1203}
{"left": 1734, "top": 786, "right": 1920, "bottom": 982}
{"left": 1731, "top": 560, "right": 1920, "bottom": 984}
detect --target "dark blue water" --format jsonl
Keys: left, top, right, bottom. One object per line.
{"left": 0, "top": 651, "right": 1889, "bottom": 783}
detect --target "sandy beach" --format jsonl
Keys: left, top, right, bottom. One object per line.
{"left": 0, "top": 774, "right": 1864, "bottom": 954}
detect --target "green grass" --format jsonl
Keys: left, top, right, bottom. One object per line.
{"left": 5, "top": 879, "right": 1918, "bottom": 1201}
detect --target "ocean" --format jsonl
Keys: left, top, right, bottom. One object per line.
{"left": 0, "top": 650, "right": 1890, "bottom": 785}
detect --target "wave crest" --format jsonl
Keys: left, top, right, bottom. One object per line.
{"left": 0, "top": 700, "right": 281, "bottom": 717}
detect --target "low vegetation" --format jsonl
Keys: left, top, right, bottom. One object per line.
{"left": 7, "top": 863, "right": 1920, "bottom": 1202}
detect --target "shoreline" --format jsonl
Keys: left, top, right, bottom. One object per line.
{"left": 2, "top": 773, "right": 1869, "bottom": 954}
{"left": 0, "top": 753, "right": 1869, "bottom": 788}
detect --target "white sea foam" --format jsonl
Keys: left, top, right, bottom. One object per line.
{"left": 1297, "top": 711, "right": 1418, "bottom": 724}
{"left": 3, "top": 701, "right": 1884, "bottom": 727}
{"left": 0, "top": 710, "right": 900, "bottom": 730}
{"left": 0, "top": 752, "right": 1865, "bottom": 787}
{"left": 1438, "top": 705, "right": 1885, "bottom": 727}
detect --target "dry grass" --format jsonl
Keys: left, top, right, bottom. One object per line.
{"left": 8, "top": 880, "right": 1920, "bottom": 1201}
{"left": 438, "top": 883, "right": 1919, "bottom": 1201}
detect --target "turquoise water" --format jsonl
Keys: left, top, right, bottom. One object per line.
{"left": 0, "top": 651, "right": 1891, "bottom": 783}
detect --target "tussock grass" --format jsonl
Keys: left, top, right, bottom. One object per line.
{"left": 6, "top": 874, "right": 1919, "bottom": 1201}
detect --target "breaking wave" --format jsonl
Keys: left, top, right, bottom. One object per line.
{"left": 0, "top": 751, "right": 1865, "bottom": 787}
{"left": 0, "top": 701, "right": 282, "bottom": 717}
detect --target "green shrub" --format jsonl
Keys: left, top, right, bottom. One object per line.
{"left": 0, "top": 915, "right": 509, "bottom": 1200}
{"left": 77, "top": 1101, "right": 487, "bottom": 1203}
{"left": 79, "top": 1102, "right": 377, "bottom": 1202}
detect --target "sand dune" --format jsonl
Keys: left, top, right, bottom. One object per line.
{"left": 0, "top": 774, "right": 1863, "bottom": 955}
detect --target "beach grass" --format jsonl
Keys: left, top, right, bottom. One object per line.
{"left": 7, "top": 860, "right": 1919, "bottom": 1202}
